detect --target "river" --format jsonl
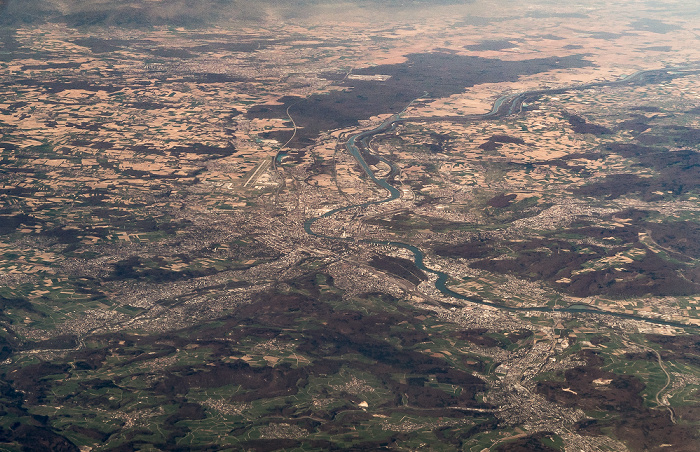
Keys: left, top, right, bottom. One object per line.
{"left": 303, "top": 66, "right": 700, "bottom": 330}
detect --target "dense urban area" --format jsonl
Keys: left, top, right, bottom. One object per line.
{"left": 1, "top": 0, "right": 700, "bottom": 450}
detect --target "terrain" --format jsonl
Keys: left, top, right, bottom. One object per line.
{"left": 1, "top": 0, "right": 700, "bottom": 451}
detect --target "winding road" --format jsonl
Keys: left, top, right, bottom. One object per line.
{"left": 302, "top": 66, "right": 700, "bottom": 330}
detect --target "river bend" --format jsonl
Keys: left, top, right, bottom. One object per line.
{"left": 303, "top": 67, "right": 700, "bottom": 330}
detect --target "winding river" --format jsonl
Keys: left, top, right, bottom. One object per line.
{"left": 303, "top": 66, "right": 700, "bottom": 330}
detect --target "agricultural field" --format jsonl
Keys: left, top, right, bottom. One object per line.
{"left": 1, "top": 0, "right": 700, "bottom": 451}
